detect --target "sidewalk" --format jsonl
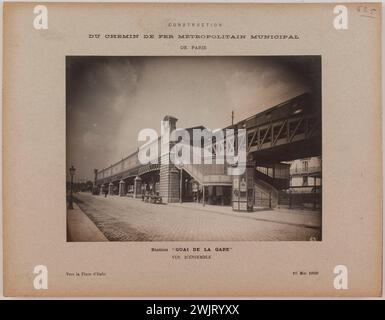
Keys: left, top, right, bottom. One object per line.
{"left": 168, "top": 202, "right": 321, "bottom": 228}
{"left": 67, "top": 202, "right": 108, "bottom": 241}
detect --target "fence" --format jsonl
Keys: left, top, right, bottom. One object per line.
{"left": 278, "top": 186, "right": 321, "bottom": 210}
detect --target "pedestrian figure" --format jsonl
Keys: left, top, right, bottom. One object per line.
{"left": 104, "top": 188, "right": 108, "bottom": 197}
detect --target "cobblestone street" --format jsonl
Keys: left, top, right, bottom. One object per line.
{"left": 71, "top": 192, "right": 321, "bottom": 241}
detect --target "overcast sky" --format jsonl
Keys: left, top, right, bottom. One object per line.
{"left": 66, "top": 56, "right": 320, "bottom": 181}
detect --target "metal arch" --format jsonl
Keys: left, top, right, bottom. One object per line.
{"left": 137, "top": 163, "right": 160, "bottom": 176}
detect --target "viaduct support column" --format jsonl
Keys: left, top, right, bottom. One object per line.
{"left": 133, "top": 176, "right": 142, "bottom": 199}
{"left": 108, "top": 182, "right": 114, "bottom": 196}
{"left": 119, "top": 180, "right": 126, "bottom": 196}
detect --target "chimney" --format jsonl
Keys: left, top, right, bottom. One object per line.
{"left": 163, "top": 115, "right": 178, "bottom": 133}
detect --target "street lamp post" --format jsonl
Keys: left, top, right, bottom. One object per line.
{"left": 68, "top": 165, "right": 76, "bottom": 209}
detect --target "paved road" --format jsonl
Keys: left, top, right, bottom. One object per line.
{"left": 73, "top": 193, "right": 321, "bottom": 241}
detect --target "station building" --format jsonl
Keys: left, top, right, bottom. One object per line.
{"left": 93, "top": 93, "right": 322, "bottom": 211}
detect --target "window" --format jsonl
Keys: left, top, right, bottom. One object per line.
{"left": 302, "top": 161, "right": 308, "bottom": 172}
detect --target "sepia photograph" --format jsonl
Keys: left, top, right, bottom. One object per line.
{"left": 66, "top": 56, "right": 322, "bottom": 242}
{"left": 3, "top": 1, "right": 382, "bottom": 298}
